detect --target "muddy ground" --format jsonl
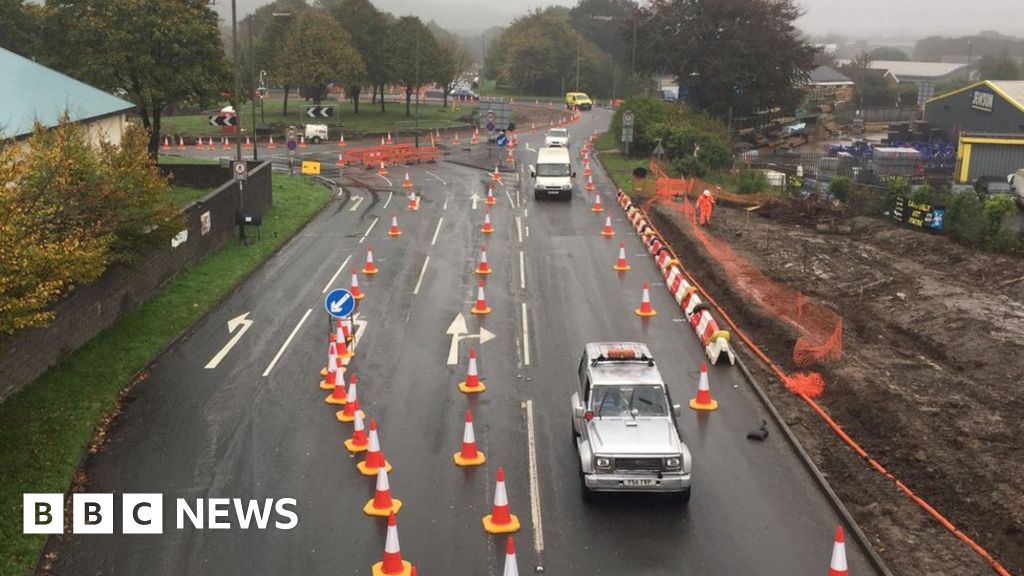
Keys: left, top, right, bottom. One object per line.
{"left": 648, "top": 198, "right": 1024, "bottom": 576}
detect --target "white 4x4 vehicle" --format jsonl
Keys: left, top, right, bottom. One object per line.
{"left": 544, "top": 128, "right": 569, "bottom": 147}
{"left": 571, "top": 343, "right": 692, "bottom": 502}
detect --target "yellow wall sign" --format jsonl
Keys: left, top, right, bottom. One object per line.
{"left": 301, "top": 161, "right": 321, "bottom": 175}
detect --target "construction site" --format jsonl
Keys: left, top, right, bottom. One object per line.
{"left": 630, "top": 172, "right": 1024, "bottom": 575}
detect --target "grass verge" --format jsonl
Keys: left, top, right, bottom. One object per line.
{"left": 158, "top": 154, "right": 219, "bottom": 166}
{"left": 595, "top": 149, "right": 654, "bottom": 199}
{"left": 170, "top": 185, "right": 211, "bottom": 209}
{"left": 0, "top": 175, "right": 332, "bottom": 575}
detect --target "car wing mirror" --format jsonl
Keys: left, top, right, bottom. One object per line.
{"left": 572, "top": 172, "right": 577, "bottom": 178}
{"left": 574, "top": 405, "right": 585, "bottom": 418}
{"left": 673, "top": 404, "right": 682, "bottom": 417}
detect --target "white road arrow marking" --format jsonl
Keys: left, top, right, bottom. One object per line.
{"left": 349, "top": 195, "right": 365, "bottom": 212}
{"left": 446, "top": 313, "right": 497, "bottom": 365}
{"left": 470, "top": 193, "right": 480, "bottom": 210}
{"left": 329, "top": 293, "right": 352, "bottom": 314}
{"left": 351, "top": 312, "right": 368, "bottom": 352}
{"left": 205, "top": 312, "right": 254, "bottom": 369}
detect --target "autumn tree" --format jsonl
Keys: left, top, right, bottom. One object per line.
{"left": 322, "top": 0, "right": 391, "bottom": 114}
{"left": 387, "top": 16, "right": 442, "bottom": 116}
{"left": 431, "top": 24, "right": 471, "bottom": 109}
{"left": 635, "top": 0, "right": 818, "bottom": 118}
{"left": 0, "top": 119, "right": 181, "bottom": 335}
{"left": 276, "top": 11, "right": 366, "bottom": 104}
{"left": 39, "top": 0, "right": 232, "bottom": 156}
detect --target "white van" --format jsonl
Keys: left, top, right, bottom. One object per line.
{"left": 531, "top": 147, "right": 575, "bottom": 201}
{"left": 1009, "top": 168, "right": 1024, "bottom": 208}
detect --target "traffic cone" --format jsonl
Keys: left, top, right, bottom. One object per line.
{"left": 221, "top": 137, "right": 230, "bottom": 150}
{"left": 195, "top": 137, "right": 203, "bottom": 151}
{"left": 325, "top": 365, "right": 348, "bottom": 405}
{"left": 364, "top": 467, "right": 403, "bottom": 517}
{"left": 471, "top": 281, "right": 491, "bottom": 315}
{"left": 485, "top": 185, "right": 496, "bottom": 206}
{"left": 481, "top": 210, "right": 495, "bottom": 234}
{"left": 385, "top": 132, "right": 394, "bottom": 145}
{"left": 351, "top": 269, "right": 364, "bottom": 300}
{"left": 502, "top": 537, "right": 519, "bottom": 576}
{"left": 475, "top": 246, "right": 492, "bottom": 275}
{"left": 338, "top": 133, "right": 346, "bottom": 147}
{"left": 482, "top": 466, "right": 520, "bottom": 534}
{"left": 601, "top": 215, "right": 615, "bottom": 237}
{"left": 635, "top": 281, "right": 658, "bottom": 317}
{"left": 371, "top": 512, "right": 413, "bottom": 576}
{"left": 505, "top": 147, "right": 514, "bottom": 163}
{"left": 388, "top": 212, "right": 402, "bottom": 237}
{"left": 337, "top": 152, "right": 345, "bottom": 167}
{"left": 335, "top": 321, "right": 355, "bottom": 360}
{"left": 161, "top": 136, "right": 170, "bottom": 151}
{"left": 177, "top": 137, "right": 186, "bottom": 151}
{"left": 828, "top": 526, "right": 848, "bottom": 576}
{"left": 453, "top": 409, "right": 486, "bottom": 466}
{"left": 689, "top": 361, "right": 718, "bottom": 411}
{"left": 345, "top": 410, "right": 369, "bottom": 453}
{"left": 402, "top": 172, "right": 413, "bottom": 189}
{"left": 207, "top": 137, "right": 215, "bottom": 150}
{"left": 491, "top": 165, "right": 501, "bottom": 183}
{"left": 381, "top": 135, "right": 386, "bottom": 146}
{"left": 458, "top": 348, "right": 486, "bottom": 393}
{"left": 337, "top": 376, "right": 364, "bottom": 423}
{"left": 363, "top": 245, "right": 379, "bottom": 275}
{"left": 378, "top": 161, "right": 389, "bottom": 177}
{"left": 585, "top": 174, "right": 596, "bottom": 192}
{"left": 592, "top": 193, "right": 604, "bottom": 213}
{"left": 357, "top": 418, "right": 393, "bottom": 475}
{"left": 244, "top": 136, "right": 253, "bottom": 150}
{"left": 583, "top": 159, "right": 592, "bottom": 177}
{"left": 470, "top": 131, "right": 479, "bottom": 145}
{"left": 320, "top": 340, "right": 340, "bottom": 390}
{"left": 298, "top": 135, "right": 307, "bottom": 148}
{"left": 453, "top": 133, "right": 461, "bottom": 146}
{"left": 613, "top": 242, "right": 631, "bottom": 271}
{"left": 406, "top": 192, "right": 419, "bottom": 211}
{"left": 267, "top": 135, "right": 277, "bottom": 149}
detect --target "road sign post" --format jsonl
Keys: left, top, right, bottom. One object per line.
{"left": 622, "top": 110, "right": 635, "bottom": 156}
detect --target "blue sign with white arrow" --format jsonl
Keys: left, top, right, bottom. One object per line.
{"left": 324, "top": 288, "right": 356, "bottom": 318}
{"left": 495, "top": 133, "right": 508, "bottom": 147}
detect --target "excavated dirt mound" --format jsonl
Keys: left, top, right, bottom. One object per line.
{"left": 648, "top": 197, "right": 1024, "bottom": 576}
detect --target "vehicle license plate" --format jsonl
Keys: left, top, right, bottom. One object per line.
{"left": 623, "top": 479, "right": 657, "bottom": 487}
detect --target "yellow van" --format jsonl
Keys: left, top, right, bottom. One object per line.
{"left": 565, "top": 92, "right": 593, "bottom": 111}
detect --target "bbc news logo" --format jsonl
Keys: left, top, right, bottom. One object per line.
{"left": 24, "top": 494, "right": 298, "bottom": 534}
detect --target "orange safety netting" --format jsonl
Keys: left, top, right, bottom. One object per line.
{"left": 644, "top": 160, "right": 843, "bottom": 397}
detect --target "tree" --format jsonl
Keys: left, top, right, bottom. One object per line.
{"left": 386, "top": 16, "right": 441, "bottom": 116}
{"left": 635, "top": 0, "right": 818, "bottom": 119}
{"left": 569, "top": 0, "right": 637, "bottom": 65}
{"left": 979, "top": 50, "right": 1021, "bottom": 80}
{"left": 276, "top": 11, "right": 366, "bottom": 105}
{"left": 40, "top": 0, "right": 232, "bottom": 156}
{"left": 245, "top": 0, "right": 312, "bottom": 116}
{"left": 431, "top": 25, "right": 471, "bottom": 109}
{"left": 858, "top": 74, "right": 898, "bottom": 107}
{"left": 868, "top": 47, "right": 909, "bottom": 61}
{"left": 322, "top": 0, "right": 390, "bottom": 114}
{"left": 0, "top": 0, "right": 41, "bottom": 57}
{"left": 0, "top": 119, "right": 181, "bottom": 335}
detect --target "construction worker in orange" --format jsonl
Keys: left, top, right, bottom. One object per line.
{"left": 697, "top": 189, "right": 716, "bottom": 225}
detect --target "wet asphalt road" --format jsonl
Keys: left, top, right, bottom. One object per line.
{"left": 44, "top": 109, "right": 877, "bottom": 575}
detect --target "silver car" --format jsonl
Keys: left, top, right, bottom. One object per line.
{"left": 571, "top": 343, "right": 692, "bottom": 502}
{"left": 544, "top": 128, "right": 569, "bottom": 147}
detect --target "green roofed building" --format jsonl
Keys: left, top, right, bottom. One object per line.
{"left": 0, "top": 47, "right": 135, "bottom": 145}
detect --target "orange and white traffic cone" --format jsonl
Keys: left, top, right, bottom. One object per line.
{"left": 345, "top": 410, "right": 369, "bottom": 453}
{"left": 222, "top": 137, "right": 230, "bottom": 150}
{"left": 363, "top": 245, "right": 379, "bottom": 275}
{"left": 336, "top": 152, "right": 346, "bottom": 167}
{"left": 364, "top": 466, "right": 403, "bottom": 517}
{"left": 583, "top": 159, "right": 592, "bottom": 177}
{"left": 337, "top": 375, "right": 364, "bottom": 422}
{"left": 385, "top": 132, "right": 394, "bottom": 145}
{"left": 244, "top": 136, "right": 253, "bottom": 150}
{"left": 371, "top": 512, "right": 413, "bottom": 576}
{"left": 325, "top": 364, "right": 348, "bottom": 405}
{"left": 351, "top": 269, "right": 365, "bottom": 300}
{"left": 406, "top": 192, "right": 419, "bottom": 211}
{"left": 267, "top": 135, "right": 277, "bottom": 149}
{"left": 475, "top": 246, "right": 492, "bottom": 275}
{"left": 502, "top": 537, "right": 519, "bottom": 576}
{"left": 453, "top": 409, "right": 486, "bottom": 466}
{"left": 357, "top": 418, "right": 393, "bottom": 475}
{"left": 388, "top": 212, "right": 402, "bottom": 237}
{"left": 335, "top": 321, "right": 355, "bottom": 360}
{"left": 491, "top": 165, "right": 502, "bottom": 183}
{"left": 298, "top": 135, "right": 307, "bottom": 148}
{"left": 162, "top": 136, "right": 171, "bottom": 151}
{"left": 453, "top": 133, "right": 461, "bottom": 146}
{"left": 481, "top": 210, "right": 495, "bottom": 234}
{"left": 585, "top": 174, "right": 596, "bottom": 192}
{"left": 506, "top": 148, "right": 514, "bottom": 164}
{"left": 471, "top": 282, "right": 491, "bottom": 315}
{"left": 485, "top": 185, "right": 496, "bottom": 206}
{"left": 320, "top": 340, "right": 340, "bottom": 389}
{"left": 613, "top": 242, "right": 631, "bottom": 271}
{"left": 195, "top": 137, "right": 204, "bottom": 152}
{"left": 381, "top": 135, "right": 386, "bottom": 146}
{"left": 177, "top": 137, "right": 186, "bottom": 151}
{"left": 689, "top": 361, "right": 718, "bottom": 410}
{"left": 635, "top": 281, "right": 657, "bottom": 317}
{"left": 378, "top": 161, "right": 389, "bottom": 177}
{"left": 828, "top": 526, "right": 848, "bottom": 576}
{"left": 592, "top": 193, "right": 604, "bottom": 213}
{"left": 338, "top": 133, "right": 346, "bottom": 147}
{"left": 482, "top": 466, "right": 520, "bottom": 534}
{"left": 402, "top": 172, "right": 413, "bottom": 189}
{"left": 208, "top": 137, "right": 217, "bottom": 150}
{"left": 458, "top": 348, "right": 486, "bottom": 393}
{"left": 601, "top": 215, "right": 615, "bottom": 237}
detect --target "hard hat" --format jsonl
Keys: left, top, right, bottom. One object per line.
{"left": 703, "top": 190, "right": 711, "bottom": 197}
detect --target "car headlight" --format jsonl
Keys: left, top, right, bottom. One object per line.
{"left": 562, "top": 184, "right": 572, "bottom": 190}
{"left": 665, "top": 457, "right": 682, "bottom": 470}
{"left": 594, "top": 457, "right": 612, "bottom": 470}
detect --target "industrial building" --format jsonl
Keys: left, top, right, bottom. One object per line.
{"left": 925, "top": 80, "right": 1024, "bottom": 139}
{"left": 954, "top": 133, "right": 1024, "bottom": 183}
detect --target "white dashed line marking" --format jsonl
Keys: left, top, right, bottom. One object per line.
{"left": 413, "top": 256, "right": 430, "bottom": 295}
{"left": 359, "top": 217, "right": 379, "bottom": 244}
{"left": 262, "top": 308, "right": 312, "bottom": 377}
{"left": 431, "top": 217, "right": 444, "bottom": 246}
{"left": 321, "top": 255, "right": 352, "bottom": 294}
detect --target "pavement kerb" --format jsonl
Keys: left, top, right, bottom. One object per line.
{"left": 594, "top": 152, "right": 892, "bottom": 576}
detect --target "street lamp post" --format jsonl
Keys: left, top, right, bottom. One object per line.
{"left": 231, "top": 0, "right": 242, "bottom": 170}
{"left": 575, "top": 33, "right": 581, "bottom": 91}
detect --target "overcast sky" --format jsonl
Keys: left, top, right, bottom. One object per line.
{"left": 225, "top": 0, "right": 1016, "bottom": 39}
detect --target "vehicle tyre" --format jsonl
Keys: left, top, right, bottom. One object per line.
{"left": 674, "top": 488, "right": 691, "bottom": 505}
{"left": 535, "top": 190, "right": 543, "bottom": 201}
{"left": 312, "top": 136, "right": 322, "bottom": 144}
{"left": 561, "top": 190, "right": 572, "bottom": 201}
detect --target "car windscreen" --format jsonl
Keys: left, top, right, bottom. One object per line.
{"left": 548, "top": 130, "right": 567, "bottom": 138}
{"left": 590, "top": 385, "right": 668, "bottom": 417}
{"left": 537, "top": 163, "right": 570, "bottom": 177}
